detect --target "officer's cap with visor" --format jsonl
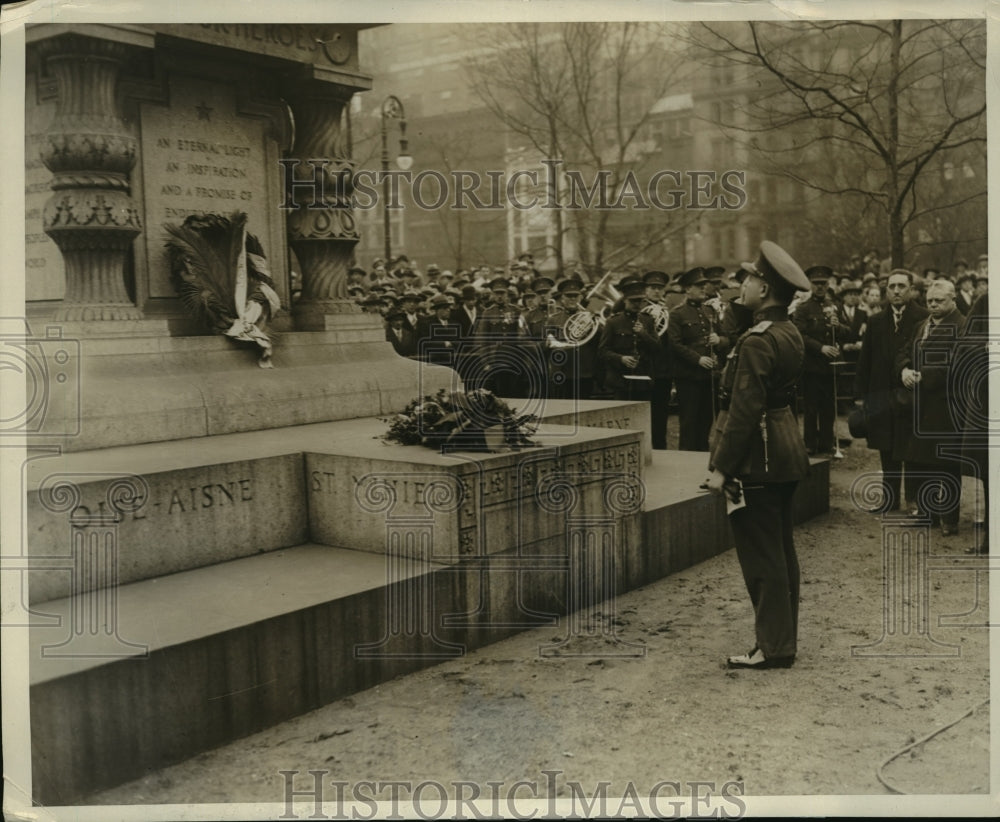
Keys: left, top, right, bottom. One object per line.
{"left": 740, "top": 241, "right": 810, "bottom": 300}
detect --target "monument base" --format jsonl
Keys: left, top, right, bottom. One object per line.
{"left": 24, "top": 406, "right": 830, "bottom": 804}
{"left": 28, "top": 322, "right": 457, "bottom": 452}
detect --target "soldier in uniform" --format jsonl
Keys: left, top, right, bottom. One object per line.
{"left": 668, "top": 267, "right": 730, "bottom": 451}
{"left": 719, "top": 264, "right": 756, "bottom": 341}
{"left": 642, "top": 270, "right": 673, "bottom": 450}
{"left": 474, "top": 277, "right": 529, "bottom": 397}
{"left": 523, "top": 276, "right": 556, "bottom": 338}
{"left": 706, "top": 241, "right": 812, "bottom": 670}
{"left": 793, "top": 266, "right": 841, "bottom": 455}
{"left": 598, "top": 281, "right": 660, "bottom": 402}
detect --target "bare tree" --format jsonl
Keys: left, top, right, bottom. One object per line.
{"left": 688, "top": 20, "right": 986, "bottom": 268}
{"left": 465, "top": 22, "right": 693, "bottom": 277}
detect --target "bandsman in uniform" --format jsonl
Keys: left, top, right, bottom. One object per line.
{"left": 793, "top": 265, "right": 841, "bottom": 455}
{"left": 474, "top": 277, "right": 528, "bottom": 397}
{"left": 668, "top": 267, "right": 730, "bottom": 451}
{"left": 642, "top": 270, "right": 673, "bottom": 450}
{"left": 523, "top": 276, "right": 556, "bottom": 338}
{"left": 598, "top": 280, "right": 660, "bottom": 402}
{"left": 545, "top": 278, "right": 586, "bottom": 399}
{"left": 703, "top": 266, "right": 727, "bottom": 326}
{"left": 719, "top": 264, "right": 756, "bottom": 341}
{"left": 706, "top": 241, "right": 812, "bottom": 670}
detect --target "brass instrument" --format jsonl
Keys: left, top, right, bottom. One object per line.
{"left": 548, "top": 272, "right": 622, "bottom": 349}
{"left": 640, "top": 301, "right": 670, "bottom": 336}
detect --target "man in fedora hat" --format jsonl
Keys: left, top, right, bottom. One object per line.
{"left": 668, "top": 267, "right": 729, "bottom": 451}
{"left": 706, "top": 241, "right": 812, "bottom": 670}
{"left": 416, "top": 294, "right": 460, "bottom": 367}
{"left": 385, "top": 307, "right": 418, "bottom": 358}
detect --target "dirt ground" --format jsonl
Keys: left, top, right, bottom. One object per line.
{"left": 85, "top": 429, "right": 992, "bottom": 810}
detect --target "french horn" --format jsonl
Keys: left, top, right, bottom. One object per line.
{"left": 640, "top": 301, "right": 670, "bottom": 336}
{"left": 548, "top": 272, "right": 622, "bottom": 348}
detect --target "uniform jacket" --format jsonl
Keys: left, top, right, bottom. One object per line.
{"left": 793, "top": 295, "right": 839, "bottom": 373}
{"left": 597, "top": 310, "right": 659, "bottom": 390}
{"left": 547, "top": 303, "right": 597, "bottom": 379}
{"left": 668, "top": 300, "right": 729, "bottom": 382}
{"left": 710, "top": 306, "right": 810, "bottom": 483}
{"left": 896, "top": 306, "right": 966, "bottom": 464}
{"left": 853, "top": 300, "right": 927, "bottom": 454}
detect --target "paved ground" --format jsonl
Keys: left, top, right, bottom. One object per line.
{"left": 85, "top": 430, "right": 992, "bottom": 813}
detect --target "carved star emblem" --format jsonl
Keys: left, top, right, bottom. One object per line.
{"left": 196, "top": 101, "right": 213, "bottom": 121}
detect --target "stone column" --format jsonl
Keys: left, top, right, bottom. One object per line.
{"left": 36, "top": 35, "right": 143, "bottom": 321}
{"left": 283, "top": 85, "right": 361, "bottom": 330}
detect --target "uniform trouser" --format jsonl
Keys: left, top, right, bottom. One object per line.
{"left": 802, "top": 370, "right": 835, "bottom": 452}
{"left": 729, "top": 480, "right": 800, "bottom": 659}
{"left": 909, "top": 461, "right": 962, "bottom": 528}
{"left": 878, "top": 450, "right": 918, "bottom": 511}
{"left": 674, "top": 377, "right": 714, "bottom": 451}
{"left": 650, "top": 378, "right": 671, "bottom": 450}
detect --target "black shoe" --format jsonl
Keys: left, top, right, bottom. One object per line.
{"left": 726, "top": 648, "right": 795, "bottom": 670}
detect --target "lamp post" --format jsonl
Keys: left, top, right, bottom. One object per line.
{"left": 380, "top": 95, "right": 413, "bottom": 264}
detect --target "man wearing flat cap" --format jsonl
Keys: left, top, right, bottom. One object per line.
{"left": 706, "top": 241, "right": 812, "bottom": 670}
{"left": 668, "top": 267, "right": 730, "bottom": 451}
{"left": 793, "top": 265, "right": 841, "bottom": 455}
{"left": 643, "top": 270, "right": 674, "bottom": 450}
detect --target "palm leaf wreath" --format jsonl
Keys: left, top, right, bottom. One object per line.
{"left": 164, "top": 211, "right": 282, "bottom": 367}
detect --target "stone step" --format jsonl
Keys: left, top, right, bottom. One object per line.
{"left": 25, "top": 407, "right": 646, "bottom": 604}
{"left": 27, "top": 450, "right": 830, "bottom": 805}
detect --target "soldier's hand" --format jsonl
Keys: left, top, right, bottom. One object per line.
{"left": 901, "top": 368, "right": 918, "bottom": 388}
{"left": 622, "top": 355, "right": 639, "bottom": 369}
{"left": 698, "top": 356, "right": 715, "bottom": 370}
{"left": 707, "top": 332, "right": 720, "bottom": 346}
{"left": 821, "top": 345, "right": 839, "bottom": 359}
{"left": 705, "top": 469, "right": 727, "bottom": 497}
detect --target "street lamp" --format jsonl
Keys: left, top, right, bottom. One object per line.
{"left": 381, "top": 94, "right": 412, "bottom": 263}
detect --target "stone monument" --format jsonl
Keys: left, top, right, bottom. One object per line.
{"left": 17, "top": 22, "right": 830, "bottom": 807}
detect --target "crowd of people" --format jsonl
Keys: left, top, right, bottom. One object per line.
{"left": 342, "top": 248, "right": 989, "bottom": 555}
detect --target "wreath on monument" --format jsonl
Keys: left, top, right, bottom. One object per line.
{"left": 164, "top": 211, "right": 282, "bottom": 367}
{"left": 380, "top": 388, "right": 540, "bottom": 452}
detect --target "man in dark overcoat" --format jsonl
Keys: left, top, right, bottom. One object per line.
{"left": 896, "top": 279, "right": 965, "bottom": 536}
{"left": 853, "top": 269, "right": 928, "bottom": 512}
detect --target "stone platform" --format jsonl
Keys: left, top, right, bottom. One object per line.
{"left": 26, "top": 323, "right": 456, "bottom": 453}
{"left": 25, "top": 405, "right": 829, "bottom": 804}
